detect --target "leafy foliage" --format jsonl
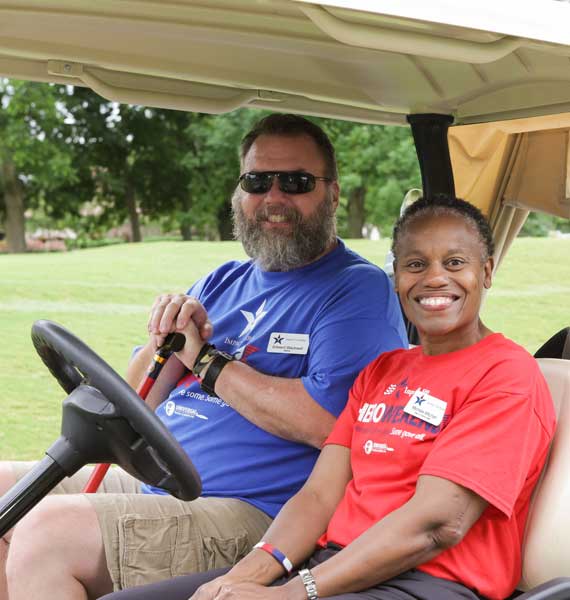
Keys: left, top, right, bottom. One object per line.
{"left": 0, "top": 80, "right": 77, "bottom": 250}
{"left": 316, "top": 117, "right": 421, "bottom": 237}
{"left": 0, "top": 80, "right": 443, "bottom": 250}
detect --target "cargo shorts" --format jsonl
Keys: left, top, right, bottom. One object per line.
{"left": 8, "top": 461, "right": 272, "bottom": 591}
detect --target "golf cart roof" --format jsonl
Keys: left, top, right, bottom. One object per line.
{"left": 1, "top": 0, "right": 569, "bottom": 229}
{"left": 1, "top": 0, "right": 570, "bottom": 125}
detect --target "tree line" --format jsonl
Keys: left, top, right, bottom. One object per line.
{"left": 0, "top": 80, "right": 424, "bottom": 253}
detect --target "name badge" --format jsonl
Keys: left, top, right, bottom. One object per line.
{"left": 404, "top": 389, "right": 447, "bottom": 426}
{"left": 267, "top": 332, "right": 309, "bottom": 355}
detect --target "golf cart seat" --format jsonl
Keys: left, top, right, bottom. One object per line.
{"left": 515, "top": 358, "right": 570, "bottom": 598}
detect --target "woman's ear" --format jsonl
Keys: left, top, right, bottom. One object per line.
{"left": 393, "top": 260, "right": 398, "bottom": 292}
{"left": 483, "top": 256, "right": 494, "bottom": 289}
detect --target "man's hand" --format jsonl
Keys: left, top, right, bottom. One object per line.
{"left": 146, "top": 293, "right": 215, "bottom": 371}
{"left": 148, "top": 294, "right": 213, "bottom": 347}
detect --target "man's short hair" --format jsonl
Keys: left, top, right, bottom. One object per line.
{"left": 391, "top": 194, "right": 495, "bottom": 262}
{"left": 240, "top": 113, "right": 338, "bottom": 180}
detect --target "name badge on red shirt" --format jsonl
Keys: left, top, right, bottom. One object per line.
{"left": 404, "top": 390, "right": 447, "bottom": 426}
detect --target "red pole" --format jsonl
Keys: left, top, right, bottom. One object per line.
{"left": 82, "top": 333, "right": 185, "bottom": 493}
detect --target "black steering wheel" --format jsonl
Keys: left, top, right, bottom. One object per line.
{"left": 31, "top": 319, "right": 202, "bottom": 501}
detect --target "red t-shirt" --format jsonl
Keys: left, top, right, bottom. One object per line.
{"left": 322, "top": 333, "right": 556, "bottom": 600}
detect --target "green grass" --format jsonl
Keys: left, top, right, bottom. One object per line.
{"left": 1, "top": 237, "right": 569, "bottom": 459}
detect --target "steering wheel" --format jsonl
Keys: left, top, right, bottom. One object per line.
{"left": 31, "top": 319, "right": 202, "bottom": 501}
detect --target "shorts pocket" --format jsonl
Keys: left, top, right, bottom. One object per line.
{"left": 202, "top": 533, "right": 250, "bottom": 571}
{"left": 117, "top": 513, "right": 204, "bottom": 590}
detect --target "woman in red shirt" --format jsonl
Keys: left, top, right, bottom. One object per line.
{"left": 103, "top": 195, "right": 556, "bottom": 600}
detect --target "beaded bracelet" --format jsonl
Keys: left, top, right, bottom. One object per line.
{"left": 254, "top": 541, "right": 293, "bottom": 575}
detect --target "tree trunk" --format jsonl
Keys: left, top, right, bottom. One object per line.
{"left": 217, "top": 198, "right": 234, "bottom": 241}
{"left": 125, "top": 181, "right": 142, "bottom": 242}
{"left": 347, "top": 186, "right": 365, "bottom": 239}
{"left": 180, "top": 221, "right": 192, "bottom": 241}
{"left": 2, "top": 155, "right": 26, "bottom": 253}
{"left": 179, "top": 194, "right": 193, "bottom": 240}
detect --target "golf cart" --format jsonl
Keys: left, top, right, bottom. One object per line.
{"left": 1, "top": 1, "right": 570, "bottom": 597}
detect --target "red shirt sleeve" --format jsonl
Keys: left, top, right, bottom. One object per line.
{"left": 420, "top": 358, "right": 554, "bottom": 518}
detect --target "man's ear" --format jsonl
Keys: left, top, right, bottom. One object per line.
{"left": 331, "top": 181, "right": 340, "bottom": 210}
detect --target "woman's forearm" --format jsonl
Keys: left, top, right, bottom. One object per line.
{"left": 285, "top": 475, "right": 487, "bottom": 598}
{"left": 225, "top": 445, "right": 352, "bottom": 585}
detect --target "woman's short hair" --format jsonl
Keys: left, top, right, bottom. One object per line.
{"left": 391, "top": 194, "right": 495, "bottom": 262}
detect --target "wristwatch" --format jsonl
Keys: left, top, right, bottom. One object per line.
{"left": 298, "top": 568, "right": 318, "bottom": 600}
{"left": 192, "top": 343, "right": 217, "bottom": 377}
{"left": 200, "top": 349, "right": 234, "bottom": 397}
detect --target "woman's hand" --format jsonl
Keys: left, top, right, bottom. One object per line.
{"left": 190, "top": 580, "right": 293, "bottom": 600}
{"left": 188, "top": 575, "right": 231, "bottom": 600}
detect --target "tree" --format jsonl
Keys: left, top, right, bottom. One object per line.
{"left": 63, "top": 89, "right": 150, "bottom": 242}
{"left": 321, "top": 119, "right": 420, "bottom": 238}
{"left": 0, "top": 80, "right": 76, "bottom": 252}
{"left": 137, "top": 109, "right": 209, "bottom": 240}
{"left": 65, "top": 89, "right": 235, "bottom": 242}
{"left": 181, "top": 109, "right": 264, "bottom": 240}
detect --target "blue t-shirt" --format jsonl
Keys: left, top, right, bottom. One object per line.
{"left": 142, "top": 239, "right": 407, "bottom": 516}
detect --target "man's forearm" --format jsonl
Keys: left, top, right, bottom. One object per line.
{"left": 125, "top": 342, "right": 186, "bottom": 410}
{"left": 212, "top": 359, "right": 336, "bottom": 448}
{"left": 125, "top": 342, "right": 155, "bottom": 389}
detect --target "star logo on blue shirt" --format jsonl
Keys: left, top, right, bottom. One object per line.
{"left": 273, "top": 334, "right": 284, "bottom": 345}
{"left": 239, "top": 299, "right": 268, "bottom": 337}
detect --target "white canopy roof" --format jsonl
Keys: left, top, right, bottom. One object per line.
{"left": 1, "top": 1, "right": 570, "bottom": 125}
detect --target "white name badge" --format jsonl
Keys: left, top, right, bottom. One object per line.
{"left": 267, "top": 332, "right": 310, "bottom": 355}
{"left": 403, "top": 389, "right": 447, "bottom": 426}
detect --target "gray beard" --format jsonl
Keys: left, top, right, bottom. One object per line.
{"left": 232, "top": 190, "right": 337, "bottom": 272}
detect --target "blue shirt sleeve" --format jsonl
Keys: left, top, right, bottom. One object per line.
{"left": 301, "top": 268, "right": 407, "bottom": 417}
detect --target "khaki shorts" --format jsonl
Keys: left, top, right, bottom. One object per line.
{"left": 9, "top": 461, "right": 272, "bottom": 591}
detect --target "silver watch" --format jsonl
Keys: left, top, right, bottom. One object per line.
{"left": 298, "top": 568, "right": 318, "bottom": 600}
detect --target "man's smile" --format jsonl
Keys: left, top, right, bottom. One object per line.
{"left": 266, "top": 214, "right": 288, "bottom": 223}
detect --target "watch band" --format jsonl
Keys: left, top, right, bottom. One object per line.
{"left": 192, "top": 343, "right": 217, "bottom": 378}
{"left": 200, "top": 351, "right": 233, "bottom": 397}
{"left": 298, "top": 568, "right": 318, "bottom": 600}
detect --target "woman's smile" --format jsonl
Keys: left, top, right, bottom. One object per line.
{"left": 416, "top": 294, "right": 459, "bottom": 310}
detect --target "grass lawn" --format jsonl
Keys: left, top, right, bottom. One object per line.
{"left": 1, "top": 237, "right": 569, "bottom": 459}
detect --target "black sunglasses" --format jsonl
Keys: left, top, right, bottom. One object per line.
{"left": 238, "top": 171, "right": 332, "bottom": 195}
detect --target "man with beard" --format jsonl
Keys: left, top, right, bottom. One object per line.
{"left": 2, "top": 114, "right": 407, "bottom": 600}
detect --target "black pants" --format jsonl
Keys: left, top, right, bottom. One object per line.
{"left": 100, "top": 546, "right": 483, "bottom": 600}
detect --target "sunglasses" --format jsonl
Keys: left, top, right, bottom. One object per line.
{"left": 238, "top": 171, "right": 332, "bottom": 195}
